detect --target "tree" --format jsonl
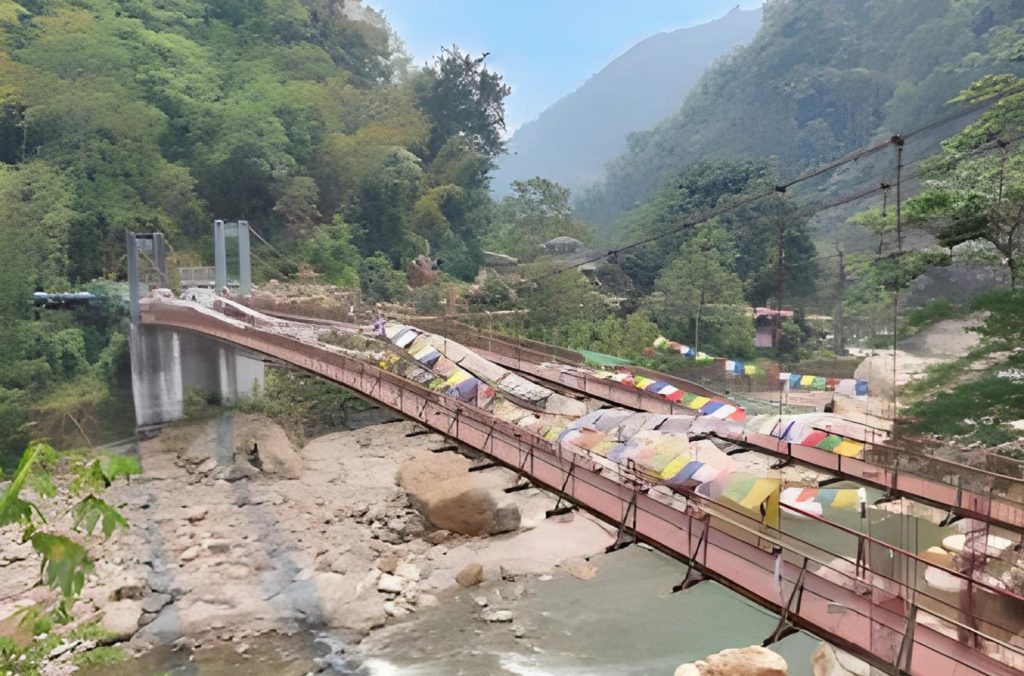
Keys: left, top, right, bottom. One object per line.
{"left": 486, "top": 177, "right": 592, "bottom": 258}
{"left": 298, "top": 216, "right": 360, "bottom": 287}
{"left": 412, "top": 45, "right": 511, "bottom": 162}
{"left": 519, "top": 265, "right": 605, "bottom": 342}
{"left": 274, "top": 176, "right": 322, "bottom": 240}
{"left": 360, "top": 252, "right": 407, "bottom": 302}
{"left": 908, "top": 75, "right": 1024, "bottom": 289}
{"left": 648, "top": 221, "right": 753, "bottom": 357}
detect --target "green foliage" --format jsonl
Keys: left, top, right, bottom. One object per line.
{"left": 901, "top": 299, "right": 961, "bottom": 337}
{"left": 299, "top": 217, "right": 360, "bottom": 288}
{"left": 467, "top": 273, "right": 514, "bottom": 310}
{"left": 519, "top": 265, "right": 605, "bottom": 339}
{"left": 412, "top": 45, "right": 511, "bottom": 162}
{"left": 578, "top": 0, "right": 1024, "bottom": 227}
{"left": 71, "top": 644, "right": 126, "bottom": 669}
{"left": 645, "top": 221, "right": 754, "bottom": 358}
{"left": 558, "top": 312, "right": 660, "bottom": 359}
{"left": 239, "top": 368, "right": 366, "bottom": 443}
{"left": 908, "top": 72, "right": 1024, "bottom": 288}
{"left": 72, "top": 495, "right": 129, "bottom": 539}
{"left": 971, "top": 289, "right": 1024, "bottom": 343}
{"left": 604, "top": 160, "right": 818, "bottom": 312}
{"left": 30, "top": 532, "right": 92, "bottom": 601}
{"left": 485, "top": 177, "right": 592, "bottom": 259}
{"left": 0, "top": 443, "right": 136, "bottom": 635}
{"left": 360, "top": 252, "right": 408, "bottom": 302}
{"left": 906, "top": 353, "right": 1024, "bottom": 447}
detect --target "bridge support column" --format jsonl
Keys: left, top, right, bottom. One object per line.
{"left": 130, "top": 325, "right": 264, "bottom": 428}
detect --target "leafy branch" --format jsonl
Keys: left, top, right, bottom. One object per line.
{"left": 0, "top": 442, "right": 141, "bottom": 630}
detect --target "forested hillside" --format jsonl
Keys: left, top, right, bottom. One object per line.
{"left": 0, "top": 0, "right": 509, "bottom": 463}
{"left": 491, "top": 6, "right": 761, "bottom": 196}
{"left": 578, "top": 0, "right": 1024, "bottom": 231}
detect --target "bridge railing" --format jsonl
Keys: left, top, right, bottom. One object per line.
{"left": 429, "top": 316, "right": 1024, "bottom": 529}
{"left": 145, "top": 302, "right": 1024, "bottom": 674}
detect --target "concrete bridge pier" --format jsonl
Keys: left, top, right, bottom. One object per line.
{"left": 130, "top": 325, "right": 264, "bottom": 428}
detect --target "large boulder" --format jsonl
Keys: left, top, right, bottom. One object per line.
{"left": 277, "top": 571, "right": 385, "bottom": 634}
{"left": 100, "top": 599, "right": 145, "bottom": 640}
{"left": 399, "top": 451, "right": 520, "bottom": 537}
{"left": 675, "top": 646, "right": 787, "bottom": 676}
{"left": 236, "top": 414, "right": 303, "bottom": 479}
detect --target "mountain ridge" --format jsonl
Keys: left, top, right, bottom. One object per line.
{"left": 491, "top": 6, "right": 762, "bottom": 196}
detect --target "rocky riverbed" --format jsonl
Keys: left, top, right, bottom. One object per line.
{"left": 0, "top": 412, "right": 619, "bottom": 673}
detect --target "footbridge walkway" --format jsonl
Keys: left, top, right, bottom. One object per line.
{"left": 134, "top": 298, "right": 1024, "bottom": 675}
{"left": 411, "top": 318, "right": 1024, "bottom": 536}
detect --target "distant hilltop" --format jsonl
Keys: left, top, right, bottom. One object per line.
{"left": 491, "top": 6, "right": 763, "bottom": 196}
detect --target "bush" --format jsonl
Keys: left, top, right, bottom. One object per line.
{"left": 901, "top": 299, "right": 959, "bottom": 337}
{"left": 360, "top": 252, "right": 407, "bottom": 302}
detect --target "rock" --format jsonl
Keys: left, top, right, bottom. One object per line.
{"left": 111, "top": 584, "right": 147, "bottom": 601}
{"left": 377, "top": 573, "right": 404, "bottom": 594}
{"left": 424, "top": 530, "right": 451, "bottom": 545}
{"left": 418, "top": 594, "right": 439, "bottom": 608}
{"left": 242, "top": 419, "right": 303, "bottom": 479}
{"left": 455, "top": 562, "right": 484, "bottom": 588}
{"left": 195, "top": 457, "right": 217, "bottom": 474}
{"left": 473, "top": 596, "right": 489, "bottom": 608}
{"left": 213, "top": 462, "right": 260, "bottom": 482}
{"left": 383, "top": 600, "right": 409, "bottom": 618}
{"left": 675, "top": 646, "right": 787, "bottom": 676}
{"left": 407, "top": 255, "right": 439, "bottom": 287}
{"left": 376, "top": 554, "right": 399, "bottom": 574}
{"left": 0, "top": 541, "right": 32, "bottom": 565}
{"left": 182, "top": 506, "right": 208, "bottom": 523}
{"left": 180, "top": 546, "right": 201, "bottom": 562}
{"left": 558, "top": 557, "right": 598, "bottom": 581}
{"left": 482, "top": 251, "right": 519, "bottom": 267}
{"left": 138, "top": 612, "right": 158, "bottom": 627}
{"left": 329, "top": 553, "right": 362, "bottom": 574}
{"left": 141, "top": 593, "right": 172, "bottom": 614}
{"left": 399, "top": 452, "right": 521, "bottom": 536}
{"left": 100, "top": 599, "right": 144, "bottom": 639}
{"left": 279, "top": 572, "right": 386, "bottom": 634}
{"left": 481, "top": 609, "right": 513, "bottom": 623}
{"left": 811, "top": 642, "right": 872, "bottom": 676}
{"left": 394, "top": 562, "right": 421, "bottom": 582}
{"left": 512, "top": 624, "right": 527, "bottom": 638}
{"left": 201, "top": 538, "right": 231, "bottom": 555}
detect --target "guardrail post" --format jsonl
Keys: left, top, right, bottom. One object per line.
{"left": 764, "top": 556, "right": 808, "bottom": 646}
{"left": 546, "top": 455, "right": 577, "bottom": 518}
{"left": 892, "top": 603, "right": 917, "bottom": 675}
{"left": 606, "top": 490, "right": 638, "bottom": 553}
{"left": 674, "top": 512, "right": 709, "bottom": 592}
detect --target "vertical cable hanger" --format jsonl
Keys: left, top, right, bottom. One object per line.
{"left": 891, "top": 136, "right": 905, "bottom": 421}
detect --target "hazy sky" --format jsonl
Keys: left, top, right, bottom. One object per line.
{"left": 373, "top": 1, "right": 763, "bottom": 133}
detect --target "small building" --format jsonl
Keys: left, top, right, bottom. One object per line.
{"left": 541, "top": 236, "right": 584, "bottom": 255}
{"left": 754, "top": 306, "right": 794, "bottom": 348}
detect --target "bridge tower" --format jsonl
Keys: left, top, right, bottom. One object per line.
{"left": 127, "top": 230, "right": 264, "bottom": 430}
{"left": 213, "top": 219, "right": 252, "bottom": 295}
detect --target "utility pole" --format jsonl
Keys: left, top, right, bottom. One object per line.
{"left": 834, "top": 245, "right": 845, "bottom": 355}
{"left": 774, "top": 189, "right": 786, "bottom": 356}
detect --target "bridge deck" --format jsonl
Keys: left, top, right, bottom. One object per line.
{"left": 423, "top": 320, "right": 1024, "bottom": 535}
{"left": 140, "top": 301, "right": 1024, "bottom": 674}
